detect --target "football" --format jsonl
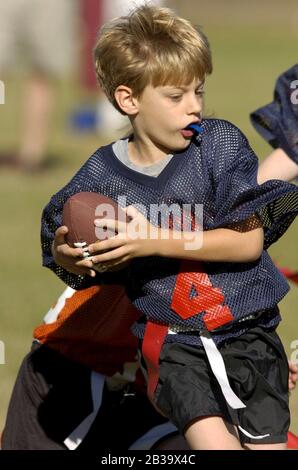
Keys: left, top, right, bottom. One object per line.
{"left": 62, "top": 192, "right": 129, "bottom": 248}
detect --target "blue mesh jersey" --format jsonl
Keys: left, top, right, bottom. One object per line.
{"left": 41, "top": 119, "right": 298, "bottom": 347}
{"left": 251, "top": 63, "right": 298, "bottom": 164}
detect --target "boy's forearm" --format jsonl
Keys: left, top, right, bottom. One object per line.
{"left": 156, "top": 227, "right": 264, "bottom": 263}
{"left": 257, "top": 148, "right": 298, "bottom": 184}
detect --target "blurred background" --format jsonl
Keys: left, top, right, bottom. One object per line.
{"left": 0, "top": 0, "right": 297, "bottom": 437}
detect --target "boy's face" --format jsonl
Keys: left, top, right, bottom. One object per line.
{"left": 134, "top": 78, "right": 204, "bottom": 154}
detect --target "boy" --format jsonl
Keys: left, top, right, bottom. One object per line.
{"left": 2, "top": 285, "right": 179, "bottom": 450}
{"left": 42, "top": 5, "right": 298, "bottom": 449}
{"left": 250, "top": 63, "right": 298, "bottom": 183}
{"left": 3, "top": 284, "right": 297, "bottom": 450}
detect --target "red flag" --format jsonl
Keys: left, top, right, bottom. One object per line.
{"left": 277, "top": 265, "right": 298, "bottom": 285}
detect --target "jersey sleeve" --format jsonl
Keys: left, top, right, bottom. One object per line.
{"left": 41, "top": 154, "right": 127, "bottom": 289}
{"left": 211, "top": 121, "right": 298, "bottom": 249}
{"left": 250, "top": 64, "right": 298, "bottom": 164}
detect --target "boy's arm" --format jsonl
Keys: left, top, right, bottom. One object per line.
{"left": 41, "top": 153, "right": 128, "bottom": 289}
{"left": 41, "top": 165, "right": 100, "bottom": 289}
{"left": 89, "top": 122, "right": 297, "bottom": 268}
{"left": 156, "top": 217, "right": 264, "bottom": 263}
{"left": 257, "top": 148, "right": 298, "bottom": 184}
{"left": 88, "top": 210, "right": 263, "bottom": 267}
{"left": 250, "top": 64, "right": 298, "bottom": 182}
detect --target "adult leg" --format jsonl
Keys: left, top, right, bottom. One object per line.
{"left": 18, "top": 72, "right": 54, "bottom": 168}
{"left": 17, "top": 0, "right": 77, "bottom": 169}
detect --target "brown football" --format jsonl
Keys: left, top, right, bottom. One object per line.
{"left": 62, "top": 192, "right": 129, "bottom": 248}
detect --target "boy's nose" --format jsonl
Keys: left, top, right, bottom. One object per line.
{"left": 187, "top": 96, "right": 202, "bottom": 116}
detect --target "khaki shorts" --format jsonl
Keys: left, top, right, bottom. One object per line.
{"left": 0, "top": 0, "right": 78, "bottom": 76}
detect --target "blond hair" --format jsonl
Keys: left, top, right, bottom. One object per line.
{"left": 94, "top": 4, "right": 212, "bottom": 114}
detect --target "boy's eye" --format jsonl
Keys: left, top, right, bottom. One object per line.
{"left": 170, "top": 95, "right": 183, "bottom": 102}
{"left": 196, "top": 90, "right": 205, "bottom": 96}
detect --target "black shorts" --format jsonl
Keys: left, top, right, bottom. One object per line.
{"left": 144, "top": 326, "right": 290, "bottom": 445}
{"left": 2, "top": 342, "right": 173, "bottom": 450}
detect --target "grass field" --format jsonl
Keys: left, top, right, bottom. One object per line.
{"left": 0, "top": 0, "right": 297, "bottom": 442}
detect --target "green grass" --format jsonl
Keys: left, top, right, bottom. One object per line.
{"left": 0, "top": 0, "right": 297, "bottom": 441}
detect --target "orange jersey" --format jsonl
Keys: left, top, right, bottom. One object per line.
{"left": 34, "top": 285, "right": 140, "bottom": 376}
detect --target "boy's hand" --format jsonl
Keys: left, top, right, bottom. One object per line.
{"left": 289, "top": 361, "right": 298, "bottom": 391}
{"left": 88, "top": 206, "right": 161, "bottom": 271}
{"left": 52, "top": 226, "right": 96, "bottom": 277}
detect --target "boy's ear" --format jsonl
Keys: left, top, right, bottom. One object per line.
{"left": 114, "top": 85, "right": 139, "bottom": 116}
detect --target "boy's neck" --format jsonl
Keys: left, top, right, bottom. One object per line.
{"left": 128, "top": 135, "right": 172, "bottom": 167}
